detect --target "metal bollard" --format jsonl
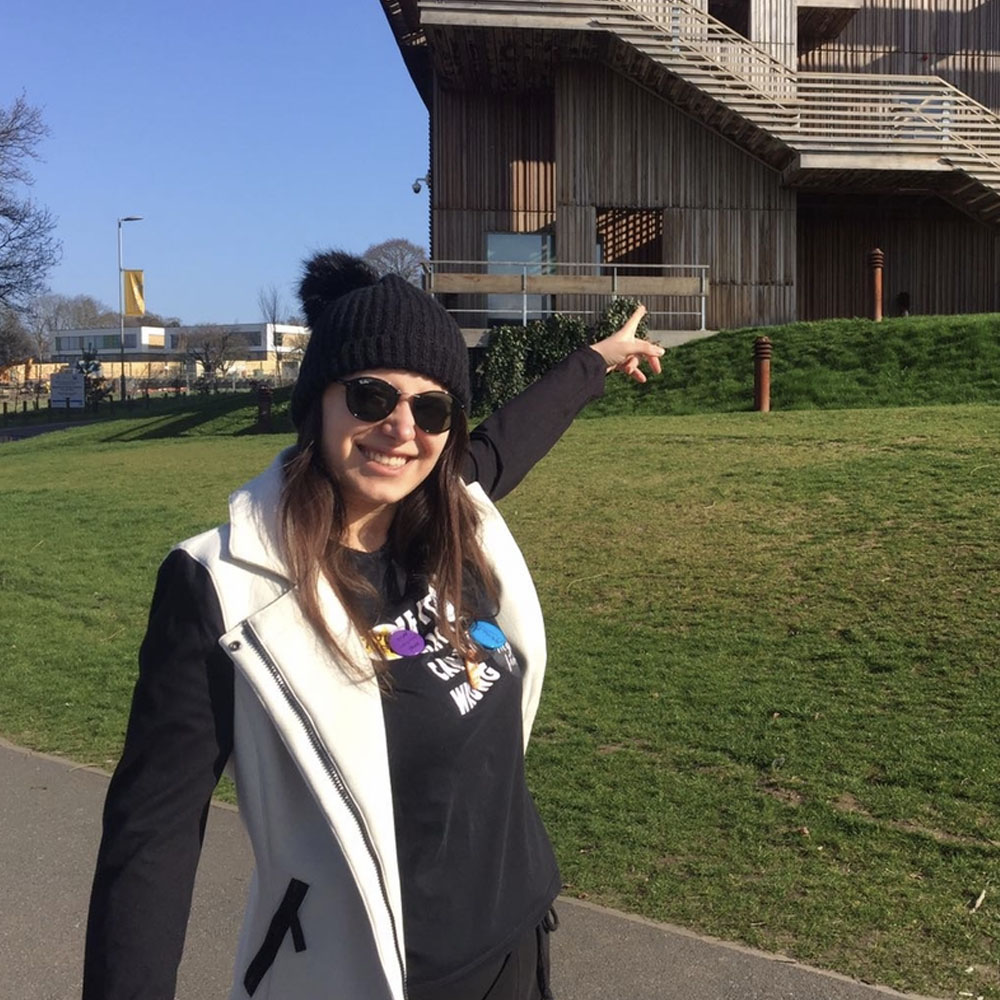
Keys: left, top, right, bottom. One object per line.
{"left": 754, "top": 336, "right": 772, "bottom": 413}
{"left": 257, "top": 385, "right": 273, "bottom": 433}
{"left": 868, "top": 248, "right": 885, "bottom": 322}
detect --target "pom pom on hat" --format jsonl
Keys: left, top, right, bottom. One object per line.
{"left": 290, "top": 251, "right": 470, "bottom": 428}
{"left": 298, "top": 251, "right": 379, "bottom": 331}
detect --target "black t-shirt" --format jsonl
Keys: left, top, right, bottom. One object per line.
{"left": 350, "top": 548, "right": 561, "bottom": 988}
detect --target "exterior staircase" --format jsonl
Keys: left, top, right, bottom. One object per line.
{"left": 418, "top": 0, "right": 1000, "bottom": 227}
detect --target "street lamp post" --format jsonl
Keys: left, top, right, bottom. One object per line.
{"left": 117, "top": 215, "right": 143, "bottom": 400}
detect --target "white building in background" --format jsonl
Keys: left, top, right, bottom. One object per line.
{"left": 51, "top": 326, "right": 167, "bottom": 360}
{"left": 49, "top": 322, "right": 309, "bottom": 380}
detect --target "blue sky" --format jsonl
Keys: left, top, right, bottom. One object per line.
{"left": 3, "top": 0, "right": 430, "bottom": 323}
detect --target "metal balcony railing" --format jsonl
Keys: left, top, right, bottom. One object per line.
{"left": 424, "top": 260, "right": 710, "bottom": 330}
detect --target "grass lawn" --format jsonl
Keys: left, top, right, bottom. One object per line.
{"left": 0, "top": 402, "right": 998, "bottom": 998}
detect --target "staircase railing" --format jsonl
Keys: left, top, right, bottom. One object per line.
{"left": 601, "top": 0, "right": 1000, "bottom": 171}
{"left": 590, "top": 0, "right": 797, "bottom": 100}
{"left": 793, "top": 75, "right": 1000, "bottom": 169}
{"left": 419, "top": 0, "right": 1000, "bottom": 188}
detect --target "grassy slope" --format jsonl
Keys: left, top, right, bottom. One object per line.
{"left": 7, "top": 313, "right": 998, "bottom": 434}
{"left": 591, "top": 313, "right": 1000, "bottom": 415}
{"left": 2, "top": 318, "right": 999, "bottom": 997}
{"left": 510, "top": 407, "right": 999, "bottom": 998}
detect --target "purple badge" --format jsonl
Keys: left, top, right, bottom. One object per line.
{"left": 389, "top": 629, "right": 426, "bottom": 657}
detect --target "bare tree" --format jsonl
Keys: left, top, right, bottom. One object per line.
{"left": 21, "top": 292, "right": 181, "bottom": 360}
{"left": 362, "top": 238, "right": 427, "bottom": 285}
{"left": 126, "top": 309, "right": 180, "bottom": 327}
{"left": 181, "top": 325, "right": 247, "bottom": 390}
{"left": 0, "top": 95, "right": 61, "bottom": 309}
{"left": 22, "top": 293, "right": 118, "bottom": 362}
{"left": 0, "top": 305, "right": 33, "bottom": 374}
{"left": 257, "top": 284, "right": 284, "bottom": 326}
{"left": 28, "top": 292, "right": 116, "bottom": 333}
{"left": 22, "top": 294, "right": 58, "bottom": 359}
{"left": 257, "top": 283, "right": 291, "bottom": 382}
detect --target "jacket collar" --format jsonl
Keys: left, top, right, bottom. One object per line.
{"left": 227, "top": 447, "right": 295, "bottom": 580}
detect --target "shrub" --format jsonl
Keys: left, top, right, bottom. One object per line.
{"left": 474, "top": 298, "right": 647, "bottom": 413}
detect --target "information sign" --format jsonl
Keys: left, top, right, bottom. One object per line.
{"left": 50, "top": 371, "right": 86, "bottom": 409}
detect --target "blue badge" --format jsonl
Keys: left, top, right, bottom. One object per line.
{"left": 469, "top": 620, "right": 506, "bottom": 650}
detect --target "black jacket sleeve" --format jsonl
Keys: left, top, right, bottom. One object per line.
{"left": 83, "top": 549, "right": 235, "bottom": 1000}
{"left": 464, "top": 346, "right": 607, "bottom": 500}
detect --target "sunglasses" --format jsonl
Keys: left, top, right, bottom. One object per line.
{"left": 336, "top": 377, "right": 460, "bottom": 434}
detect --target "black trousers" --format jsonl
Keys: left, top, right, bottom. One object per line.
{"left": 408, "top": 910, "right": 557, "bottom": 1000}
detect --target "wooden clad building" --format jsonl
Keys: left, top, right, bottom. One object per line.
{"left": 381, "top": 0, "right": 1000, "bottom": 330}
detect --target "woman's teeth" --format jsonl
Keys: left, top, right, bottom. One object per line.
{"left": 361, "top": 447, "right": 407, "bottom": 468}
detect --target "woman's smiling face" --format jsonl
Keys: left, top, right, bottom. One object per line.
{"left": 320, "top": 368, "right": 451, "bottom": 538}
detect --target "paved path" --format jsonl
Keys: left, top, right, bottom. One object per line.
{"left": 1, "top": 739, "right": 941, "bottom": 1000}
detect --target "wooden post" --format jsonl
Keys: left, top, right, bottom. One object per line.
{"left": 754, "top": 336, "right": 772, "bottom": 412}
{"left": 868, "top": 248, "right": 885, "bottom": 322}
{"left": 257, "top": 384, "right": 273, "bottom": 433}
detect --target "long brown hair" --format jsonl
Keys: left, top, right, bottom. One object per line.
{"left": 278, "top": 397, "right": 499, "bottom": 678}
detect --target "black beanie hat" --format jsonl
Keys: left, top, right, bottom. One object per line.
{"left": 290, "top": 251, "right": 470, "bottom": 428}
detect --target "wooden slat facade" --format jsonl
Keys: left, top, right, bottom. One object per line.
{"left": 554, "top": 63, "right": 796, "bottom": 328}
{"left": 431, "top": 61, "right": 796, "bottom": 329}
{"left": 431, "top": 82, "right": 556, "bottom": 325}
{"left": 799, "top": 0, "right": 1000, "bottom": 114}
{"left": 431, "top": 84, "right": 555, "bottom": 227}
{"left": 795, "top": 0, "right": 1000, "bottom": 296}
{"left": 400, "top": 1, "right": 1000, "bottom": 328}
{"left": 751, "top": 0, "right": 798, "bottom": 69}
{"left": 798, "top": 192, "right": 1000, "bottom": 318}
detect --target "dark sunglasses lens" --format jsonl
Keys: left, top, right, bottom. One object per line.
{"left": 411, "top": 393, "right": 455, "bottom": 434}
{"left": 345, "top": 379, "right": 398, "bottom": 422}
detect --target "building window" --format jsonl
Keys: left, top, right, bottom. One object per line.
{"left": 486, "top": 231, "right": 554, "bottom": 326}
{"left": 596, "top": 209, "right": 664, "bottom": 274}
{"left": 709, "top": 0, "right": 748, "bottom": 38}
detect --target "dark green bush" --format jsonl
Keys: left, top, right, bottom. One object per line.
{"left": 474, "top": 298, "right": 647, "bottom": 413}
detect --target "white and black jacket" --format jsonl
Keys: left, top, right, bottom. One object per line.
{"left": 83, "top": 347, "right": 608, "bottom": 1000}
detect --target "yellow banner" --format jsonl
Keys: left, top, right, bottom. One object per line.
{"left": 124, "top": 269, "right": 145, "bottom": 316}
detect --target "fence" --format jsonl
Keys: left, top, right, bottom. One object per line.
{"left": 423, "top": 259, "right": 710, "bottom": 333}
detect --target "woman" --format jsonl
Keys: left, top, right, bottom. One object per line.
{"left": 84, "top": 252, "right": 662, "bottom": 1000}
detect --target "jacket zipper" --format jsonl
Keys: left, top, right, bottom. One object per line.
{"left": 235, "top": 620, "right": 408, "bottom": 999}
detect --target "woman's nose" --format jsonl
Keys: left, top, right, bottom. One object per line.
{"left": 381, "top": 399, "right": 417, "bottom": 440}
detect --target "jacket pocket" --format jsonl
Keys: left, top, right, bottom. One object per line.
{"left": 243, "top": 878, "right": 310, "bottom": 996}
